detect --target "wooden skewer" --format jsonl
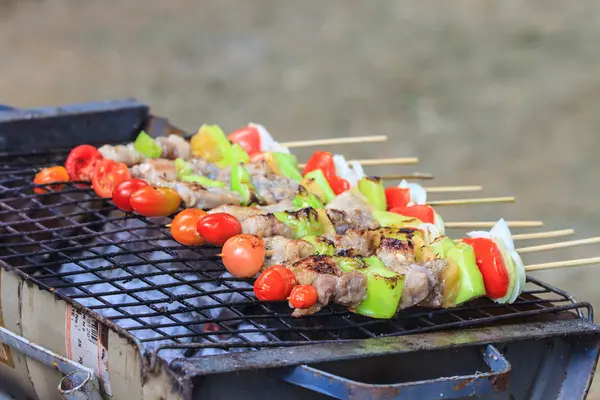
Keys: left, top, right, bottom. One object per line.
{"left": 424, "top": 185, "right": 483, "bottom": 193}
{"left": 381, "top": 173, "right": 434, "bottom": 180}
{"left": 512, "top": 229, "right": 575, "bottom": 241}
{"left": 281, "top": 135, "right": 388, "bottom": 148}
{"left": 298, "top": 157, "right": 419, "bottom": 169}
{"left": 427, "top": 196, "right": 515, "bottom": 206}
{"left": 526, "top": 256, "right": 600, "bottom": 272}
{"left": 445, "top": 221, "right": 543, "bottom": 229}
{"left": 516, "top": 236, "right": 600, "bottom": 254}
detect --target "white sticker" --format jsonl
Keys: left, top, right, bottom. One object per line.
{"left": 66, "top": 304, "right": 112, "bottom": 396}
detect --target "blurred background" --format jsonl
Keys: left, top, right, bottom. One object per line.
{"left": 1, "top": 0, "right": 600, "bottom": 396}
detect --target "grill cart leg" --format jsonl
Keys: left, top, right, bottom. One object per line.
{"left": 0, "top": 326, "right": 102, "bottom": 400}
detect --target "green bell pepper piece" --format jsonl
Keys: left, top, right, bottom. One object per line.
{"left": 231, "top": 163, "right": 262, "bottom": 205}
{"left": 357, "top": 177, "right": 387, "bottom": 211}
{"left": 372, "top": 210, "right": 423, "bottom": 228}
{"left": 219, "top": 143, "right": 250, "bottom": 167}
{"left": 180, "top": 175, "right": 227, "bottom": 188}
{"left": 274, "top": 209, "right": 324, "bottom": 239}
{"left": 266, "top": 152, "right": 303, "bottom": 182}
{"left": 301, "top": 169, "right": 336, "bottom": 204}
{"left": 429, "top": 236, "right": 457, "bottom": 258}
{"left": 134, "top": 131, "right": 162, "bottom": 158}
{"left": 302, "top": 236, "right": 335, "bottom": 255}
{"left": 430, "top": 240, "right": 486, "bottom": 306}
{"left": 175, "top": 158, "right": 194, "bottom": 179}
{"left": 339, "top": 256, "right": 405, "bottom": 319}
{"left": 357, "top": 257, "right": 405, "bottom": 319}
{"left": 293, "top": 186, "right": 325, "bottom": 209}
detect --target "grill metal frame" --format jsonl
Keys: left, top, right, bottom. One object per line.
{"left": 0, "top": 99, "right": 598, "bottom": 400}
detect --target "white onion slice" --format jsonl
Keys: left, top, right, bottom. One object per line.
{"left": 433, "top": 212, "right": 445, "bottom": 236}
{"left": 417, "top": 223, "right": 442, "bottom": 244}
{"left": 250, "top": 123, "right": 291, "bottom": 154}
{"left": 348, "top": 160, "right": 366, "bottom": 182}
{"left": 333, "top": 154, "right": 358, "bottom": 187}
{"left": 398, "top": 180, "right": 427, "bottom": 205}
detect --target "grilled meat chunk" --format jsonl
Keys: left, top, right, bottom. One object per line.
{"left": 131, "top": 159, "right": 178, "bottom": 182}
{"left": 155, "top": 135, "right": 191, "bottom": 160}
{"left": 331, "top": 229, "right": 372, "bottom": 257}
{"left": 263, "top": 236, "right": 314, "bottom": 267}
{"left": 99, "top": 143, "right": 146, "bottom": 166}
{"left": 242, "top": 215, "right": 293, "bottom": 238}
{"left": 325, "top": 209, "right": 380, "bottom": 234}
{"left": 288, "top": 255, "right": 367, "bottom": 317}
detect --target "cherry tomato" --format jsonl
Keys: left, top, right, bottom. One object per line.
{"left": 111, "top": 179, "right": 149, "bottom": 212}
{"left": 390, "top": 205, "right": 435, "bottom": 224}
{"left": 288, "top": 285, "right": 318, "bottom": 309}
{"left": 221, "top": 234, "right": 265, "bottom": 278}
{"left": 254, "top": 265, "right": 297, "bottom": 301}
{"left": 33, "top": 166, "right": 69, "bottom": 194}
{"left": 461, "top": 237, "right": 510, "bottom": 299}
{"left": 129, "top": 186, "right": 181, "bottom": 217}
{"left": 196, "top": 213, "right": 242, "bottom": 246}
{"left": 171, "top": 209, "right": 208, "bottom": 246}
{"left": 91, "top": 159, "right": 131, "bottom": 198}
{"left": 65, "top": 145, "right": 103, "bottom": 183}
{"left": 228, "top": 126, "right": 261, "bottom": 156}
{"left": 385, "top": 187, "right": 411, "bottom": 210}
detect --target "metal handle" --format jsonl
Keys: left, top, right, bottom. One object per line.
{"left": 279, "top": 344, "right": 511, "bottom": 399}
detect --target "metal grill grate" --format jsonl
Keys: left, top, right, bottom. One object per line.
{"left": 0, "top": 150, "right": 593, "bottom": 358}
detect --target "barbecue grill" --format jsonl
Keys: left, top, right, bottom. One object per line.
{"left": 0, "top": 99, "right": 598, "bottom": 400}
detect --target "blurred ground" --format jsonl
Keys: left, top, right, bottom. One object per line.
{"left": 1, "top": 0, "right": 600, "bottom": 397}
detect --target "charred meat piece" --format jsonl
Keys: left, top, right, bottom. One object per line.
{"left": 263, "top": 236, "right": 314, "bottom": 267}
{"left": 155, "top": 134, "right": 191, "bottom": 160}
{"left": 242, "top": 214, "right": 293, "bottom": 238}
{"left": 326, "top": 209, "right": 380, "bottom": 234}
{"left": 331, "top": 229, "right": 372, "bottom": 257}
{"left": 98, "top": 143, "right": 146, "bottom": 166}
{"left": 288, "top": 255, "right": 367, "bottom": 317}
{"left": 131, "top": 159, "right": 178, "bottom": 182}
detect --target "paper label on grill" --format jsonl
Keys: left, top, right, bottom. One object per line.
{"left": 65, "top": 304, "right": 112, "bottom": 396}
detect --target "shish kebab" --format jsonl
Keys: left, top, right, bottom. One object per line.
{"left": 217, "top": 219, "right": 525, "bottom": 319}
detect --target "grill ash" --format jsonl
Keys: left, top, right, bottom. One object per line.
{"left": 57, "top": 217, "right": 270, "bottom": 360}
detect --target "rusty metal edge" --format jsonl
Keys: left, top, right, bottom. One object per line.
{"left": 0, "top": 262, "right": 150, "bottom": 379}
{"left": 169, "top": 319, "right": 600, "bottom": 378}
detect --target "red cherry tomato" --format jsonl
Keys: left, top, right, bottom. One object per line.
{"left": 254, "top": 265, "right": 297, "bottom": 301}
{"left": 221, "top": 234, "right": 265, "bottom": 278}
{"left": 385, "top": 187, "right": 411, "bottom": 210}
{"left": 171, "top": 209, "right": 208, "bottom": 246}
{"left": 65, "top": 145, "right": 103, "bottom": 183}
{"left": 91, "top": 159, "right": 131, "bottom": 198}
{"left": 228, "top": 126, "right": 261, "bottom": 156}
{"left": 390, "top": 205, "right": 436, "bottom": 224}
{"left": 288, "top": 285, "right": 318, "bottom": 309}
{"left": 33, "top": 166, "right": 69, "bottom": 194}
{"left": 461, "top": 237, "right": 510, "bottom": 299}
{"left": 196, "top": 213, "right": 243, "bottom": 246}
{"left": 129, "top": 186, "right": 181, "bottom": 217}
{"left": 111, "top": 179, "right": 149, "bottom": 212}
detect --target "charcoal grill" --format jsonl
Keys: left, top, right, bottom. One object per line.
{"left": 0, "top": 99, "right": 598, "bottom": 400}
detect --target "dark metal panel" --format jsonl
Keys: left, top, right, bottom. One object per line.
{"left": 171, "top": 320, "right": 600, "bottom": 377}
{"left": 0, "top": 98, "right": 149, "bottom": 153}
